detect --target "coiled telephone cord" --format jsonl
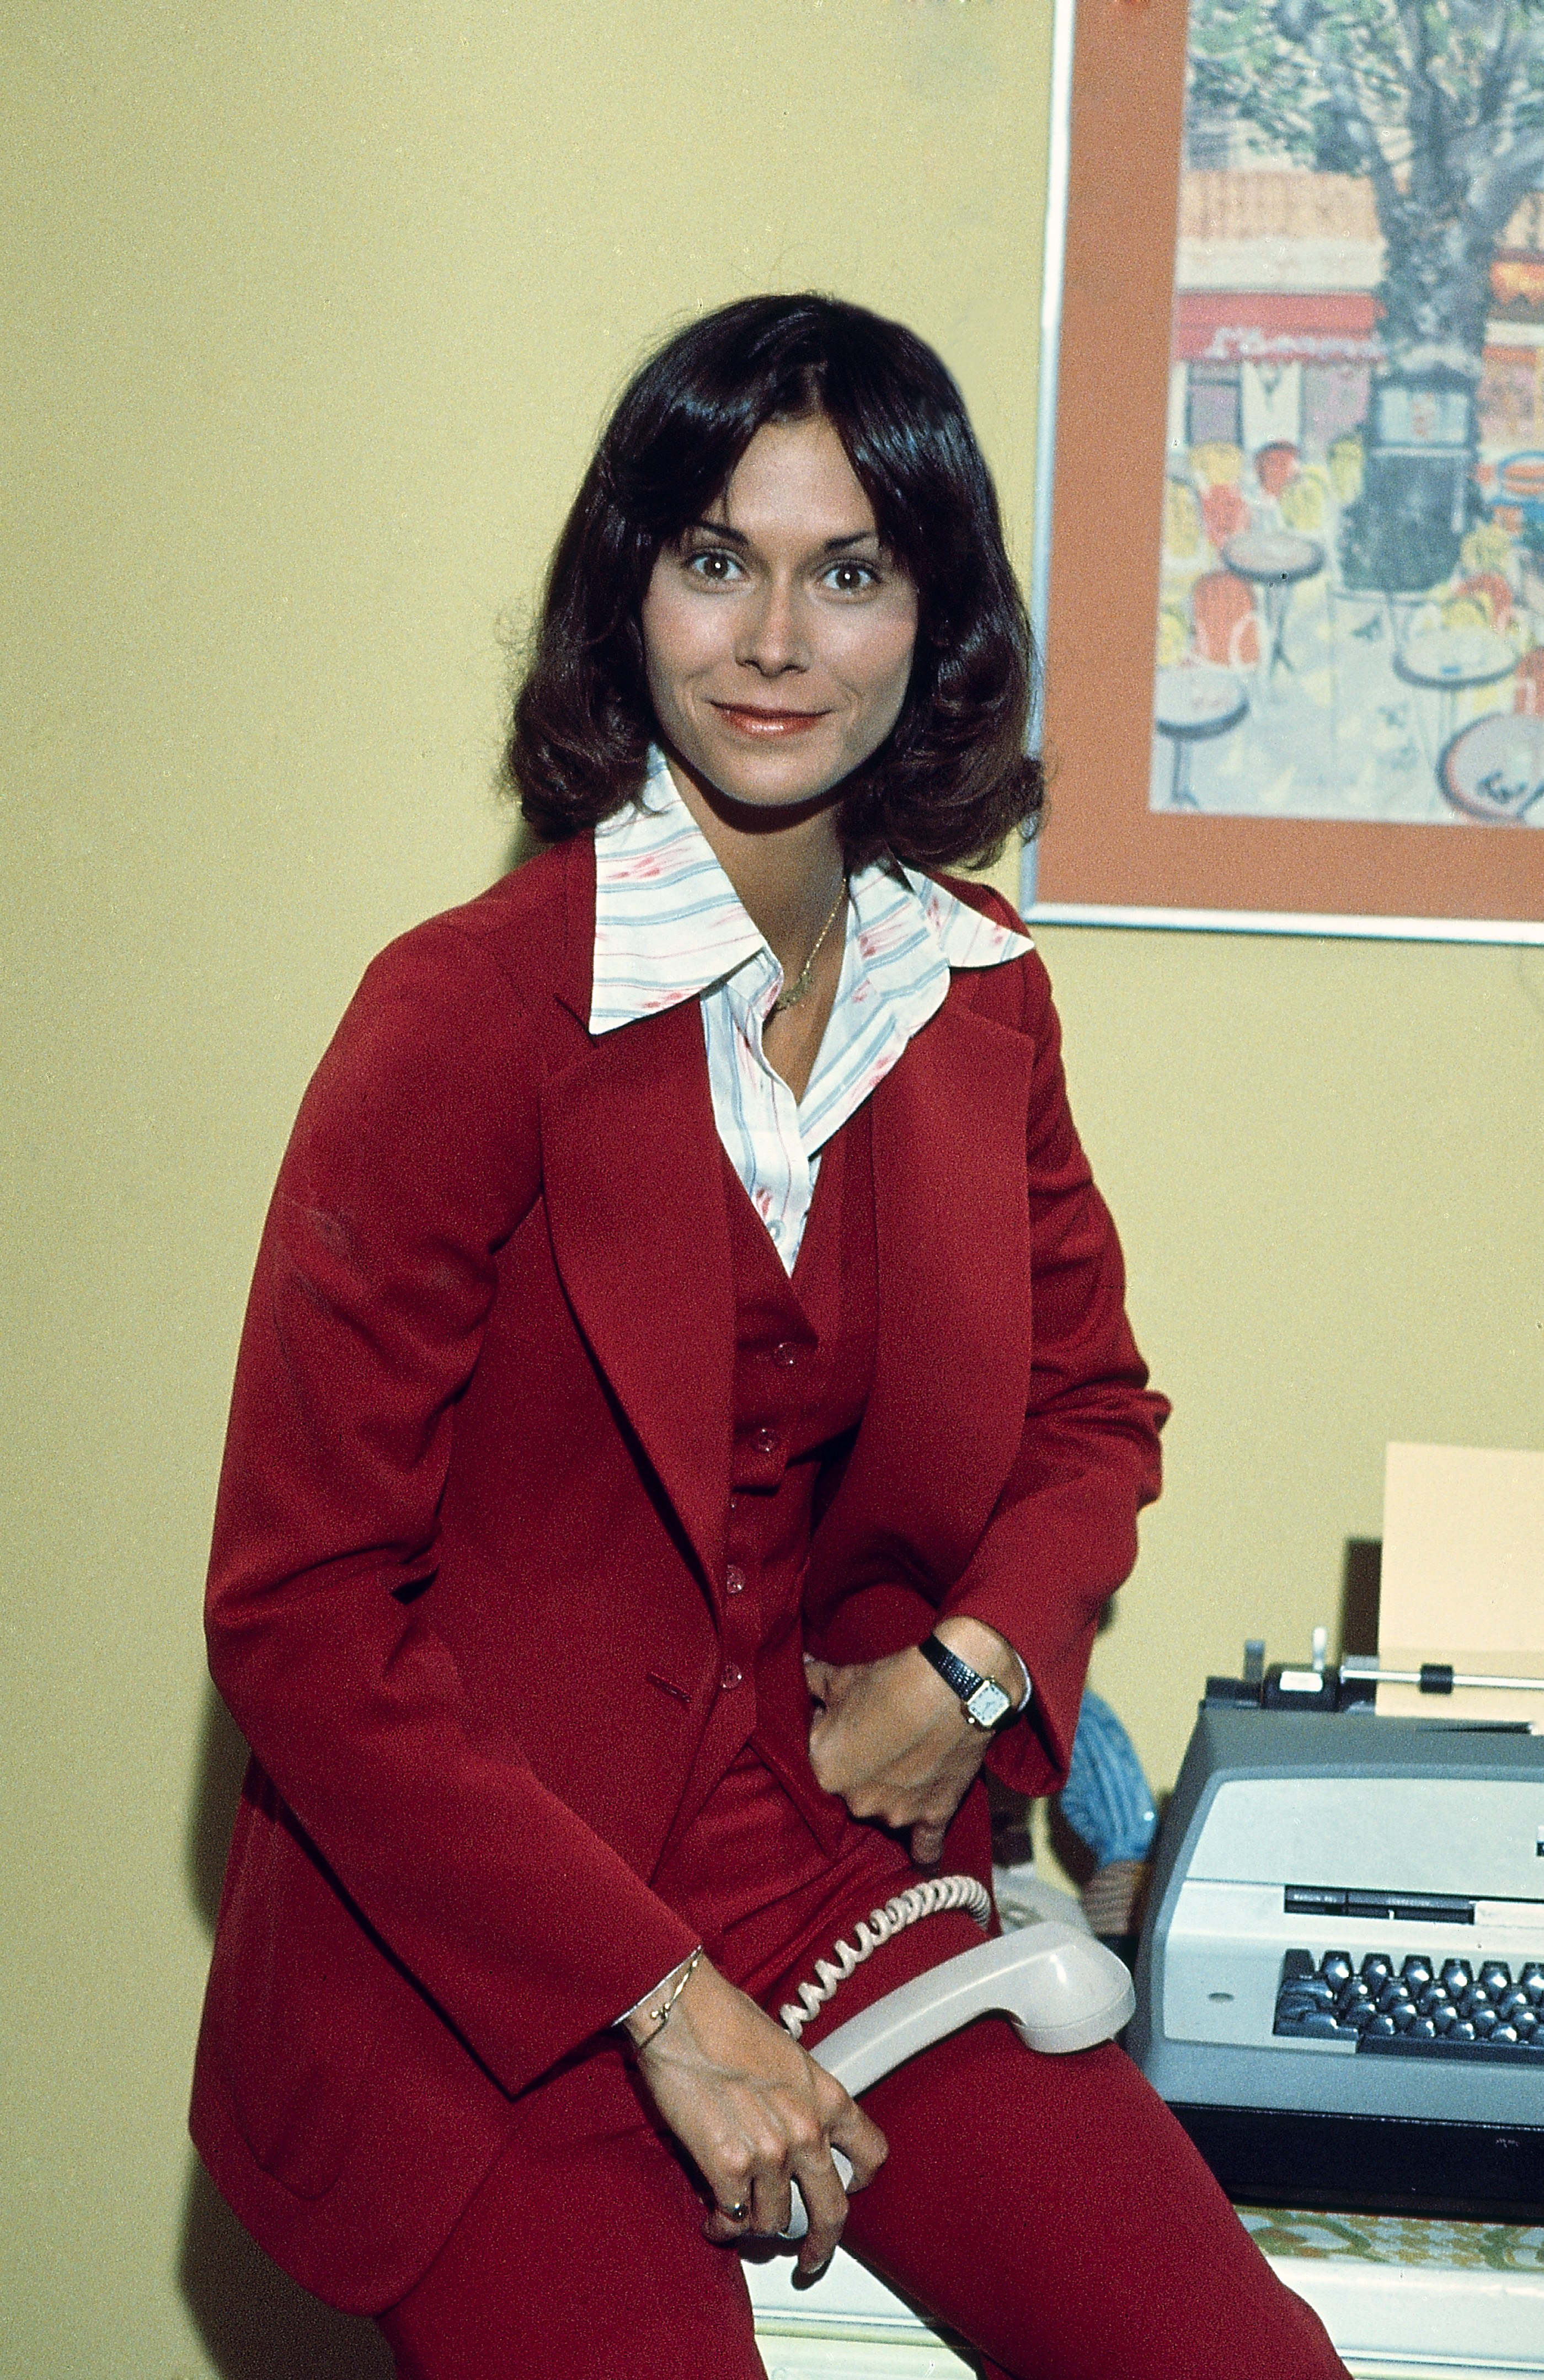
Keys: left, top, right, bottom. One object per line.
{"left": 777, "top": 1873, "right": 992, "bottom": 2041}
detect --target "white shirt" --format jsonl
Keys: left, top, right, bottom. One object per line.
{"left": 590, "top": 747, "right": 1032, "bottom": 1272}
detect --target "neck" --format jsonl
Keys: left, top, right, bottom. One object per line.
{"left": 661, "top": 748, "right": 847, "bottom": 977}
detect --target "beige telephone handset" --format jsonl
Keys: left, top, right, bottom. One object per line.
{"left": 781, "top": 1919, "right": 1135, "bottom": 2242}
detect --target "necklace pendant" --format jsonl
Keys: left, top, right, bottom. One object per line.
{"left": 768, "top": 878, "right": 847, "bottom": 1023}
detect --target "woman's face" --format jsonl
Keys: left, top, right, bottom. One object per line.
{"left": 640, "top": 414, "right": 919, "bottom": 813}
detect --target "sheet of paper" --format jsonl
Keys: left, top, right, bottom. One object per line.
{"left": 1377, "top": 1442, "right": 1544, "bottom": 1719}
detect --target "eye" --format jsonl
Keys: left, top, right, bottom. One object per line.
{"left": 683, "top": 545, "right": 745, "bottom": 584}
{"left": 823, "top": 560, "right": 882, "bottom": 594}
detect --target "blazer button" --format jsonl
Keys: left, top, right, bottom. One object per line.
{"left": 752, "top": 1427, "right": 778, "bottom": 1457}
{"left": 771, "top": 1341, "right": 800, "bottom": 1367}
{"left": 720, "top": 1663, "right": 743, "bottom": 1691}
{"left": 725, "top": 1565, "right": 746, "bottom": 1596}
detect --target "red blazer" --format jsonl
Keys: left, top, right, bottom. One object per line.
{"left": 189, "top": 836, "right": 1167, "bottom": 2312}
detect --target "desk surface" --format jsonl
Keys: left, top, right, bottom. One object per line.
{"left": 746, "top": 2207, "right": 1544, "bottom": 2379}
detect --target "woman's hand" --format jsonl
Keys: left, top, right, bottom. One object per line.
{"left": 626, "top": 1954, "right": 887, "bottom": 2276}
{"left": 804, "top": 1618, "right": 1023, "bottom": 1866}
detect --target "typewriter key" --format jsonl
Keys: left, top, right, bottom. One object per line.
{"left": 1360, "top": 1955, "right": 1393, "bottom": 1988}
{"left": 1440, "top": 1959, "right": 1472, "bottom": 1996}
{"left": 1479, "top": 1962, "right": 1512, "bottom": 1997}
{"left": 1321, "top": 1954, "right": 1353, "bottom": 1989}
{"left": 1401, "top": 1956, "right": 1434, "bottom": 1990}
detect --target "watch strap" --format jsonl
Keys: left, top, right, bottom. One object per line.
{"left": 918, "top": 1633, "right": 1017, "bottom": 1729}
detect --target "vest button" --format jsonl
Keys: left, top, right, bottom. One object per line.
{"left": 725, "top": 1565, "right": 746, "bottom": 1596}
{"left": 752, "top": 1427, "right": 778, "bottom": 1457}
{"left": 720, "top": 1663, "right": 743, "bottom": 1691}
{"left": 771, "top": 1341, "right": 800, "bottom": 1367}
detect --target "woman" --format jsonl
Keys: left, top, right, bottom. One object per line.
{"left": 191, "top": 295, "right": 1347, "bottom": 2379}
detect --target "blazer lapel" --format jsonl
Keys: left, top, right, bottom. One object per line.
{"left": 539, "top": 996, "right": 735, "bottom": 1605}
{"left": 812, "top": 988, "right": 1036, "bottom": 1597}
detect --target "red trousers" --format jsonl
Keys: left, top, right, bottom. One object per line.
{"left": 377, "top": 1910, "right": 1348, "bottom": 2380}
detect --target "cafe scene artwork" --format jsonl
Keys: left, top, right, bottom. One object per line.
{"left": 1152, "top": 0, "right": 1544, "bottom": 828}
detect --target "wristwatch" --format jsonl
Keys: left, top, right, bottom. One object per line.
{"left": 918, "top": 1633, "right": 1018, "bottom": 1731}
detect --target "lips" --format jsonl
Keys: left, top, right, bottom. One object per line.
{"left": 712, "top": 703, "right": 828, "bottom": 737}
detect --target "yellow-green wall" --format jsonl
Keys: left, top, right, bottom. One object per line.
{"left": 3, "top": 6, "right": 1541, "bottom": 2374}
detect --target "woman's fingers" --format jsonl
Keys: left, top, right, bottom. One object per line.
{"left": 802, "top": 1654, "right": 843, "bottom": 1710}
{"left": 631, "top": 1957, "right": 885, "bottom": 2274}
{"left": 805, "top": 1647, "right": 991, "bottom": 1842}
{"left": 786, "top": 2142, "right": 848, "bottom": 2272}
{"left": 825, "top": 2082, "right": 888, "bottom": 2191}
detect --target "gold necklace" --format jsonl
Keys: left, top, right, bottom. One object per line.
{"left": 770, "top": 878, "right": 848, "bottom": 1017}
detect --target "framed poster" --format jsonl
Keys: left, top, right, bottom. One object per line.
{"left": 1027, "top": 0, "right": 1544, "bottom": 941}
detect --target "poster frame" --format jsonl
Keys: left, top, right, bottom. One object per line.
{"left": 1019, "top": 0, "right": 1544, "bottom": 946}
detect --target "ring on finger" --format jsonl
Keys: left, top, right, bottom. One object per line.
{"left": 720, "top": 2201, "right": 749, "bottom": 2222}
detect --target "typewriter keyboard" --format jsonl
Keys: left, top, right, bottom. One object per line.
{"left": 1274, "top": 1950, "right": 1544, "bottom": 2060}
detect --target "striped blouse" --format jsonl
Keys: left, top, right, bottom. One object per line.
{"left": 591, "top": 746, "right": 1032, "bottom": 1274}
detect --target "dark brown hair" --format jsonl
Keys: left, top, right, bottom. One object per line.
{"left": 506, "top": 293, "right": 1042, "bottom": 870}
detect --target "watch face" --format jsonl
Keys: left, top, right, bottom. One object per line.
{"left": 965, "top": 1679, "right": 1012, "bottom": 1729}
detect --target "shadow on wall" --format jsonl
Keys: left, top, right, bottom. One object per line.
{"left": 179, "top": 2162, "right": 393, "bottom": 2380}
{"left": 1340, "top": 1538, "right": 1381, "bottom": 1660}
{"left": 180, "top": 1686, "right": 393, "bottom": 2379}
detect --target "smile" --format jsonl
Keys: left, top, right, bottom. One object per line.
{"left": 712, "top": 703, "right": 829, "bottom": 738}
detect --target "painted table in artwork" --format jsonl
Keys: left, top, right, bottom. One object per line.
{"left": 743, "top": 2208, "right": 1544, "bottom": 2377}
{"left": 1439, "top": 712, "right": 1544, "bottom": 825}
{"left": 1393, "top": 628, "right": 1518, "bottom": 755}
{"left": 1152, "top": 663, "right": 1250, "bottom": 807}
{"left": 1221, "top": 530, "right": 1327, "bottom": 681}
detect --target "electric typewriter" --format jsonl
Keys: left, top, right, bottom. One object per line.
{"left": 1127, "top": 1639, "right": 1544, "bottom": 2221}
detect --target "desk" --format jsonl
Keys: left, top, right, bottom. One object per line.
{"left": 744, "top": 2207, "right": 1544, "bottom": 2377}
{"left": 1241, "top": 2207, "right": 1544, "bottom": 2379}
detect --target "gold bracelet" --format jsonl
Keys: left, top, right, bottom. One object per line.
{"left": 633, "top": 1945, "right": 703, "bottom": 2046}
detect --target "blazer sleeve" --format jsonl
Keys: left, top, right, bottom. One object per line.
{"left": 204, "top": 921, "right": 697, "bottom": 2099}
{"left": 938, "top": 940, "right": 1169, "bottom": 1799}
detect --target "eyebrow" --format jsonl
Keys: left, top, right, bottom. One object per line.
{"left": 683, "top": 521, "right": 881, "bottom": 553}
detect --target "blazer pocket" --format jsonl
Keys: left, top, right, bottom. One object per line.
{"left": 210, "top": 1778, "right": 384, "bottom": 2201}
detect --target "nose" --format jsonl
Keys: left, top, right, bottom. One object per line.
{"left": 736, "top": 575, "right": 809, "bottom": 676}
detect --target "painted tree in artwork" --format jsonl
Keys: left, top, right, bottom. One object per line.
{"left": 1187, "top": 0, "right": 1544, "bottom": 586}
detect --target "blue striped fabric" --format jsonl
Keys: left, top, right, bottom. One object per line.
{"left": 591, "top": 747, "right": 1032, "bottom": 1274}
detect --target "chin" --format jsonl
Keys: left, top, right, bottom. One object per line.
{"left": 694, "top": 737, "right": 856, "bottom": 812}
